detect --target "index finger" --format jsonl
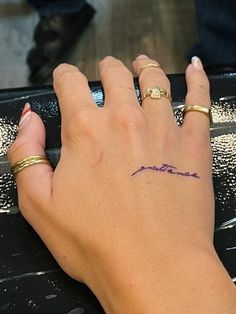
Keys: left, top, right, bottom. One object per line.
{"left": 53, "top": 63, "right": 97, "bottom": 119}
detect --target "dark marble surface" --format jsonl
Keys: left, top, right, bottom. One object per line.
{"left": 0, "top": 74, "right": 235, "bottom": 313}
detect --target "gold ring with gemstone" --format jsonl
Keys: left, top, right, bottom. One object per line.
{"left": 141, "top": 86, "right": 172, "bottom": 103}
{"left": 11, "top": 155, "right": 51, "bottom": 177}
{"left": 183, "top": 105, "right": 212, "bottom": 124}
{"left": 140, "top": 63, "right": 161, "bottom": 75}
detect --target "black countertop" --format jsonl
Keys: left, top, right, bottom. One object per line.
{"left": 0, "top": 74, "right": 235, "bottom": 313}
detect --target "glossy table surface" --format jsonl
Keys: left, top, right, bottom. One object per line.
{"left": 0, "top": 74, "right": 235, "bottom": 313}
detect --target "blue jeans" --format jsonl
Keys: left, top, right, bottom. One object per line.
{"left": 27, "top": 0, "right": 86, "bottom": 17}
{"left": 192, "top": 0, "right": 236, "bottom": 66}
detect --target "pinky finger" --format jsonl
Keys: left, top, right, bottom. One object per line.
{"left": 183, "top": 57, "right": 211, "bottom": 135}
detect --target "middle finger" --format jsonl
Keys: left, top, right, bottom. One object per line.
{"left": 99, "top": 56, "right": 140, "bottom": 109}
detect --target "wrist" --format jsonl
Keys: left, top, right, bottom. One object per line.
{"left": 88, "top": 246, "right": 236, "bottom": 314}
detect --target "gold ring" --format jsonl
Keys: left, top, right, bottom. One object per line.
{"left": 140, "top": 63, "right": 161, "bottom": 75}
{"left": 11, "top": 155, "right": 51, "bottom": 177}
{"left": 183, "top": 105, "right": 212, "bottom": 124}
{"left": 141, "top": 86, "right": 172, "bottom": 103}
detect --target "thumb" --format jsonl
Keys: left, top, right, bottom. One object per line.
{"left": 7, "top": 103, "right": 53, "bottom": 221}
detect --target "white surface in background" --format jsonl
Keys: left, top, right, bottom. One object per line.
{"left": 0, "top": 0, "right": 38, "bottom": 88}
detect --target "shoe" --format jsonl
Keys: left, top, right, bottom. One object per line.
{"left": 27, "top": 3, "right": 96, "bottom": 85}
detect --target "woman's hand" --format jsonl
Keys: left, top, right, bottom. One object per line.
{"left": 7, "top": 55, "right": 236, "bottom": 313}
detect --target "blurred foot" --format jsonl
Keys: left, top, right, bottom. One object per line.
{"left": 27, "top": 3, "right": 95, "bottom": 85}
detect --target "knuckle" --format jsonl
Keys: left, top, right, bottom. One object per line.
{"left": 140, "top": 72, "right": 170, "bottom": 91}
{"left": 99, "top": 63, "right": 118, "bottom": 78}
{"left": 99, "top": 56, "right": 115, "bottom": 65}
{"left": 184, "top": 130, "right": 211, "bottom": 155}
{"left": 118, "top": 67, "right": 133, "bottom": 81}
{"left": 185, "top": 93, "right": 210, "bottom": 106}
{"left": 99, "top": 59, "right": 131, "bottom": 80}
{"left": 7, "top": 137, "right": 27, "bottom": 162}
{"left": 125, "top": 69, "right": 134, "bottom": 80}
{"left": 112, "top": 106, "right": 145, "bottom": 130}
{"left": 197, "top": 81, "right": 210, "bottom": 95}
{"left": 55, "top": 71, "right": 88, "bottom": 96}
{"left": 53, "top": 63, "right": 78, "bottom": 78}
{"left": 186, "top": 81, "right": 210, "bottom": 104}
{"left": 156, "top": 128, "right": 178, "bottom": 150}
{"left": 76, "top": 108, "right": 94, "bottom": 126}
{"left": 64, "top": 109, "right": 96, "bottom": 140}
{"left": 54, "top": 66, "right": 88, "bottom": 90}
{"left": 56, "top": 69, "right": 79, "bottom": 84}
{"left": 105, "top": 83, "right": 134, "bottom": 98}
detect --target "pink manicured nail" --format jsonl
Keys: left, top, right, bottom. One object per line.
{"left": 19, "top": 103, "right": 31, "bottom": 129}
{"left": 191, "top": 56, "right": 203, "bottom": 69}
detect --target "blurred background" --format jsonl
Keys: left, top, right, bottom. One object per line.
{"left": 0, "top": 0, "right": 197, "bottom": 88}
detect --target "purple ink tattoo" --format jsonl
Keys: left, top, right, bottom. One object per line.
{"left": 131, "top": 163, "right": 200, "bottom": 179}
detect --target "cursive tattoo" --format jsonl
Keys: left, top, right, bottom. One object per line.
{"left": 131, "top": 163, "right": 200, "bottom": 179}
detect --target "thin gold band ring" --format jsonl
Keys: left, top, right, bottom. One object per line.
{"left": 140, "top": 63, "right": 161, "bottom": 75}
{"left": 183, "top": 105, "right": 212, "bottom": 124}
{"left": 11, "top": 155, "right": 51, "bottom": 177}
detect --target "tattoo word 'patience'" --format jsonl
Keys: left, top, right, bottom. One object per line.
{"left": 131, "top": 163, "right": 200, "bottom": 179}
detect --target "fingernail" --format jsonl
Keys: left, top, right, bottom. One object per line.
{"left": 191, "top": 56, "right": 203, "bottom": 69}
{"left": 19, "top": 103, "right": 31, "bottom": 129}
{"left": 136, "top": 54, "right": 149, "bottom": 60}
